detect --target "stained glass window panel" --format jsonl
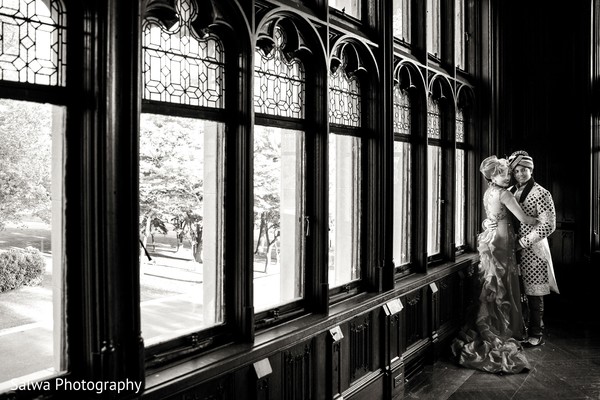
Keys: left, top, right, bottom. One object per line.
{"left": 0, "top": 0, "right": 67, "bottom": 86}
{"left": 254, "top": 26, "right": 305, "bottom": 118}
{"left": 427, "top": 96, "right": 441, "bottom": 139}
{"left": 456, "top": 108, "right": 465, "bottom": 142}
{"left": 142, "top": 0, "right": 225, "bottom": 108}
{"left": 393, "top": 85, "right": 411, "bottom": 135}
{"left": 329, "top": 67, "right": 361, "bottom": 127}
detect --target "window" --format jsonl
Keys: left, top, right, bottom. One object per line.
{"left": 330, "top": 0, "right": 361, "bottom": 19}
{"left": 253, "top": 23, "right": 307, "bottom": 316}
{"left": 0, "top": 0, "right": 66, "bottom": 86}
{"left": 426, "top": 0, "right": 441, "bottom": 57}
{"left": 393, "top": 0, "right": 411, "bottom": 43}
{"left": 0, "top": 0, "right": 67, "bottom": 390}
{"left": 328, "top": 134, "right": 361, "bottom": 287}
{"left": 455, "top": 87, "right": 474, "bottom": 253}
{"left": 426, "top": 95, "right": 442, "bottom": 259}
{"left": 0, "top": 99, "right": 65, "bottom": 390}
{"left": 140, "top": 0, "right": 226, "bottom": 349}
{"left": 328, "top": 49, "right": 363, "bottom": 289}
{"left": 455, "top": 0, "right": 466, "bottom": 69}
{"left": 392, "top": 83, "right": 412, "bottom": 272}
{"left": 455, "top": 108, "right": 466, "bottom": 249}
{"left": 252, "top": 126, "right": 305, "bottom": 312}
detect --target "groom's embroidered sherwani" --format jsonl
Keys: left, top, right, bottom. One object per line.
{"left": 510, "top": 179, "right": 558, "bottom": 296}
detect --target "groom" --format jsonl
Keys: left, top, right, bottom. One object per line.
{"left": 508, "top": 150, "right": 558, "bottom": 347}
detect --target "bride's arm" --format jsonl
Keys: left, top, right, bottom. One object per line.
{"left": 500, "top": 190, "right": 538, "bottom": 225}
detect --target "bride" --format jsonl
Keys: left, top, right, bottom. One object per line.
{"left": 451, "top": 155, "right": 538, "bottom": 374}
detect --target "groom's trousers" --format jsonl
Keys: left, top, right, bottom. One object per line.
{"left": 527, "top": 295, "right": 545, "bottom": 338}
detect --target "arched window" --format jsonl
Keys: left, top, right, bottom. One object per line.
{"left": 328, "top": 42, "right": 365, "bottom": 290}
{"left": 427, "top": 94, "right": 443, "bottom": 257}
{"left": 140, "top": 0, "right": 227, "bottom": 349}
{"left": 392, "top": 71, "right": 412, "bottom": 273}
{"left": 455, "top": 107, "right": 466, "bottom": 248}
{"left": 455, "top": 86, "right": 474, "bottom": 253}
{"left": 253, "top": 20, "right": 307, "bottom": 314}
{"left": 0, "top": 0, "right": 67, "bottom": 389}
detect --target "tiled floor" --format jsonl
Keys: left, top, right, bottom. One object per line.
{"left": 406, "top": 312, "right": 600, "bottom": 399}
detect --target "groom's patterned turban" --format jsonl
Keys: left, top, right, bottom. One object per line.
{"left": 508, "top": 150, "right": 534, "bottom": 171}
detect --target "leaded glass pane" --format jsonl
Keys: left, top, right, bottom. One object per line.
{"left": 427, "top": 145, "right": 441, "bottom": 256}
{"left": 0, "top": 0, "right": 66, "bottom": 86}
{"left": 142, "top": 0, "right": 225, "bottom": 108}
{"left": 253, "top": 126, "right": 305, "bottom": 312}
{"left": 427, "top": 96, "right": 441, "bottom": 139}
{"left": 254, "top": 26, "right": 305, "bottom": 118}
{"left": 393, "top": 0, "right": 411, "bottom": 42}
{"left": 329, "top": 134, "right": 361, "bottom": 287}
{"left": 456, "top": 108, "right": 465, "bottom": 142}
{"left": 393, "top": 85, "right": 411, "bottom": 134}
{"left": 455, "top": 149, "right": 466, "bottom": 247}
{"left": 329, "top": 67, "right": 361, "bottom": 127}
{"left": 393, "top": 141, "right": 411, "bottom": 269}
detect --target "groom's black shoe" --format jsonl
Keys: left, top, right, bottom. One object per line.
{"left": 522, "top": 336, "right": 545, "bottom": 348}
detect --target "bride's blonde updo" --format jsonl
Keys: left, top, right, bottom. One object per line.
{"left": 480, "top": 155, "right": 509, "bottom": 181}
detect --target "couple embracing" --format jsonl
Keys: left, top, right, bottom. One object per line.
{"left": 451, "top": 150, "right": 558, "bottom": 374}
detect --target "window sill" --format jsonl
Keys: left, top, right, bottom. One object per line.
{"left": 142, "top": 252, "right": 479, "bottom": 399}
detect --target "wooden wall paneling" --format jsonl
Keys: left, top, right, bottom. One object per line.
{"left": 342, "top": 371, "right": 386, "bottom": 400}
{"left": 549, "top": 230, "right": 576, "bottom": 266}
{"left": 349, "top": 314, "right": 373, "bottom": 383}
{"left": 402, "top": 288, "right": 427, "bottom": 352}
{"left": 382, "top": 298, "right": 405, "bottom": 400}
{"left": 400, "top": 287, "right": 430, "bottom": 391}
{"left": 427, "top": 281, "right": 442, "bottom": 363}
{"left": 390, "top": 361, "right": 405, "bottom": 400}
{"left": 327, "top": 325, "right": 344, "bottom": 399}
{"left": 281, "top": 340, "right": 313, "bottom": 400}
{"left": 383, "top": 298, "right": 404, "bottom": 367}
{"left": 253, "top": 358, "right": 273, "bottom": 400}
{"left": 433, "top": 274, "right": 462, "bottom": 360}
{"left": 165, "top": 375, "right": 234, "bottom": 400}
{"left": 429, "top": 282, "right": 440, "bottom": 348}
